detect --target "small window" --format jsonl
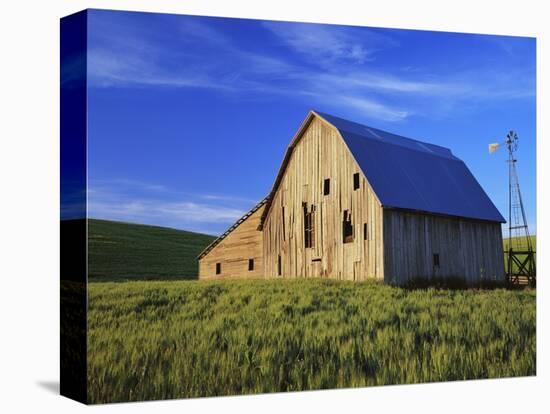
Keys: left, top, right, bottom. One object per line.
{"left": 433, "top": 254, "right": 440, "bottom": 267}
{"left": 277, "top": 255, "right": 282, "bottom": 276}
{"left": 303, "top": 203, "right": 315, "bottom": 249}
{"left": 216, "top": 263, "right": 221, "bottom": 275}
{"left": 353, "top": 173, "right": 360, "bottom": 190}
{"left": 363, "top": 223, "right": 368, "bottom": 240}
{"left": 323, "top": 178, "right": 330, "bottom": 196}
{"left": 343, "top": 210, "right": 354, "bottom": 243}
{"left": 248, "top": 258, "right": 254, "bottom": 271}
{"left": 282, "top": 206, "right": 286, "bottom": 241}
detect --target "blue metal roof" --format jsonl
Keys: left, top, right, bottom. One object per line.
{"left": 315, "top": 111, "right": 505, "bottom": 223}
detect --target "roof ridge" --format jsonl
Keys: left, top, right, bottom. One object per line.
{"left": 196, "top": 196, "right": 268, "bottom": 260}
{"left": 313, "top": 110, "right": 457, "bottom": 160}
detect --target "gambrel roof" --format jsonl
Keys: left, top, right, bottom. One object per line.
{"left": 259, "top": 111, "right": 505, "bottom": 228}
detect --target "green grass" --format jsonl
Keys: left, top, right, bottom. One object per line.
{"left": 88, "top": 219, "right": 216, "bottom": 281}
{"left": 503, "top": 234, "right": 536, "bottom": 252}
{"left": 88, "top": 278, "right": 536, "bottom": 403}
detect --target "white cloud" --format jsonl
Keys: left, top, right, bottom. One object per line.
{"left": 157, "top": 201, "right": 244, "bottom": 222}
{"left": 91, "top": 198, "right": 244, "bottom": 224}
{"left": 338, "top": 96, "right": 410, "bottom": 122}
{"left": 199, "top": 193, "right": 259, "bottom": 204}
{"left": 337, "top": 72, "right": 462, "bottom": 94}
{"left": 262, "top": 21, "right": 395, "bottom": 64}
{"left": 92, "top": 178, "right": 169, "bottom": 193}
{"left": 178, "top": 18, "right": 234, "bottom": 48}
{"left": 87, "top": 48, "right": 235, "bottom": 90}
{"left": 87, "top": 16, "right": 535, "bottom": 124}
{"left": 87, "top": 179, "right": 260, "bottom": 234}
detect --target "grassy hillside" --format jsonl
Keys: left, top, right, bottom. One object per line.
{"left": 503, "top": 235, "right": 536, "bottom": 251}
{"left": 86, "top": 218, "right": 537, "bottom": 282}
{"left": 87, "top": 278, "right": 536, "bottom": 403}
{"left": 88, "top": 219, "right": 216, "bottom": 281}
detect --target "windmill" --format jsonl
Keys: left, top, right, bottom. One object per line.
{"left": 489, "top": 131, "right": 536, "bottom": 286}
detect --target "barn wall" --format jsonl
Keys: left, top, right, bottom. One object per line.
{"left": 263, "top": 117, "right": 384, "bottom": 280}
{"left": 383, "top": 209, "right": 505, "bottom": 285}
{"left": 198, "top": 205, "right": 265, "bottom": 279}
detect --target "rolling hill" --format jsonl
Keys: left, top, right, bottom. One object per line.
{"left": 502, "top": 235, "right": 536, "bottom": 251}
{"left": 86, "top": 219, "right": 535, "bottom": 282}
{"left": 88, "top": 219, "right": 216, "bottom": 281}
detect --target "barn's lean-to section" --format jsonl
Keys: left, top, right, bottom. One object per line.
{"left": 383, "top": 210, "right": 504, "bottom": 285}
{"left": 197, "top": 201, "right": 266, "bottom": 279}
{"left": 197, "top": 111, "right": 506, "bottom": 285}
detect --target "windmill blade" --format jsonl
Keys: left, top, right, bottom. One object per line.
{"left": 488, "top": 143, "right": 500, "bottom": 154}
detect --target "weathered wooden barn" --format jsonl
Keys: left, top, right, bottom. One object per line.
{"left": 198, "top": 111, "right": 505, "bottom": 285}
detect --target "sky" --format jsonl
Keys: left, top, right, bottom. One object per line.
{"left": 86, "top": 9, "right": 536, "bottom": 236}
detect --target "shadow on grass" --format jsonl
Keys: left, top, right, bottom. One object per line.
{"left": 401, "top": 276, "right": 511, "bottom": 290}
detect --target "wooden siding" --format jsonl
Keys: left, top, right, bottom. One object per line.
{"left": 383, "top": 209, "right": 505, "bottom": 285}
{"left": 263, "top": 117, "right": 384, "bottom": 280}
{"left": 198, "top": 205, "right": 265, "bottom": 279}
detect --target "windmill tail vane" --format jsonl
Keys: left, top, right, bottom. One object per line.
{"left": 488, "top": 143, "right": 501, "bottom": 154}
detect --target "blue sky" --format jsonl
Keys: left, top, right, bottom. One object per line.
{"left": 87, "top": 9, "right": 536, "bottom": 236}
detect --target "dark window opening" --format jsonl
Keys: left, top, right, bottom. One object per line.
{"left": 248, "top": 258, "right": 254, "bottom": 271}
{"left": 277, "top": 255, "right": 282, "bottom": 276}
{"left": 216, "top": 263, "right": 221, "bottom": 275}
{"left": 353, "top": 173, "right": 360, "bottom": 190}
{"left": 323, "top": 178, "right": 330, "bottom": 196}
{"left": 303, "top": 203, "right": 315, "bottom": 248}
{"left": 433, "top": 253, "right": 440, "bottom": 267}
{"left": 363, "top": 223, "right": 368, "bottom": 240}
{"left": 312, "top": 258, "right": 321, "bottom": 262}
{"left": 282, "top": 206, "right": 286, "bottom": 241}
{"left": 343, "top": 210, "right": 354, "bottom": 243}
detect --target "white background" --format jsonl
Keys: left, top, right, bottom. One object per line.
{"left": 0, "top": 0, "right": 547, "bottom": 412}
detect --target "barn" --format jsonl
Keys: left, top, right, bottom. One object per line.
{"left": 198, "top": 111, "right": 505, "bottom": 285}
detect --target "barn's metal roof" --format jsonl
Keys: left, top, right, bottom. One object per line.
{"left": 315, "top": 111, "right": 505, "bottom": 223}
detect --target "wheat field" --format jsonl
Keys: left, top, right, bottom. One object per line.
{"left": 87, "top": 278, "right": 536, "bottom": 403}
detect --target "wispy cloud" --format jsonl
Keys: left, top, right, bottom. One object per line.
{"left": 90, "top": 197, "right": 244, "bottom": 224}
{"left": 91, "top": 178, "right": 169, "bottom": 192}
{"left": 262, "top": 21, "right": 397, "bottom": 64}
{"left": 178, "top": 18, "right": 233, "bottom": 47}
{"left": 88, "top": 14, "right": 296, "bottom": 91}
{"left": 198, "top": 193, "right": 259, "bottom": 204}
{"left": 329, "top": 72, "right": 461, "bottom": 94}
{"left": 88, "top": 48, "right": 235, "bottom": 90}
{"left": 337, "top": 96, "right": 410, "bottom": 122}
{"left": 87, "top": 16, "right": 410, "bottom": 122}
{"left": 87, "top": 178, "right": 260, "bottom": 234}
{"left": 87, "top": 14, "right": 535, "bottom": 123}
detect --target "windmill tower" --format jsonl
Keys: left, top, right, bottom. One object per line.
{"left": 489, "top": 131, "right": 536, "bottom": 286}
